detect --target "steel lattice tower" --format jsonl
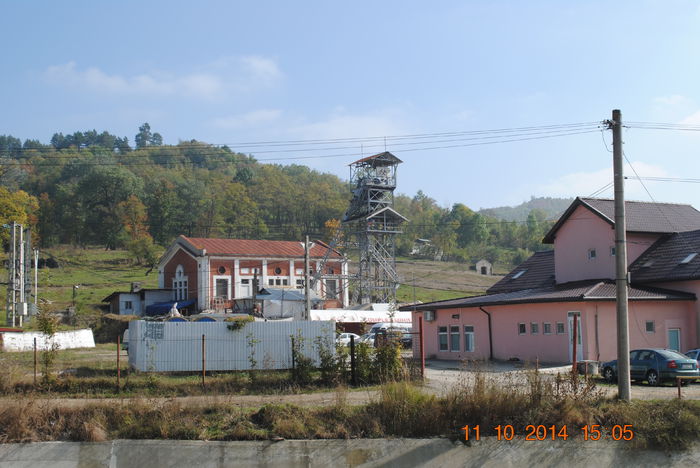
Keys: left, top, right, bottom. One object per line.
{"left": 343, "top": 152, "right": 406, "bottom": 304}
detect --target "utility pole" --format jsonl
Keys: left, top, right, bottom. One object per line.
{"left": 611, "top": 108, "right": 631, "bottom": 401}
{"left": 304, "top": 235, "right": 311, "bottom": 320}
{"left": 33, "top": 249, "right": 38, "bottom": 305}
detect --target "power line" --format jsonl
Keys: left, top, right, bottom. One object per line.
{"left": 0, "top": 129, "right": 602, "bottom": 167}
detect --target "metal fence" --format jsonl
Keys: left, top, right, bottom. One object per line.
{"left": 127, "top": 320, "right": 335, "bottom": 372}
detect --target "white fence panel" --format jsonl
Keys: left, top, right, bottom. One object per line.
{"left": 128, "top": 320, "right": 335, "bottom": 372}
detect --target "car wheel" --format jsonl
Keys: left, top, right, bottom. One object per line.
{"left": 603, "top": 367, "right": 616, "bottom": 383}
{"left": 646, "top": 370, "right": 660, "bottom": 386}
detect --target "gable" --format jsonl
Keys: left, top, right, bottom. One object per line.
{"left": 543, "top": 197, "right": 700, "bottom": 244}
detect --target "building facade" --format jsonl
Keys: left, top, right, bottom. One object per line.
{"left": 403, "top": 197, "right": 700, "bottom": 363}
{"left": 158, "top": 236, "right": 349, "bottom": 312}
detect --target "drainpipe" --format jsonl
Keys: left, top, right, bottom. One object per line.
{"left": 479, "top": 307, "right": 494, "bottom": 361}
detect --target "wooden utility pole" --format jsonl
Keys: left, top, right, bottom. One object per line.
{"left": 304, "top": 236, "right": 311, "bottom": 320}
{"left": 611, "top": 108, "right": 631, "bottom": 401}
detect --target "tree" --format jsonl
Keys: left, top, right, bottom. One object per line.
{"left": 0, "top": 187, "right": 39, "bottom": 249}
{"left": 135, "top": 123, "right": 163, "bottom": 148}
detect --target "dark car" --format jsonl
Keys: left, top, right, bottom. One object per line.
{"left": 400, "top": 332, "right": 413, "bottom": 349}
{"left": 601, "top": 348, "right": 699, "bottom": 386}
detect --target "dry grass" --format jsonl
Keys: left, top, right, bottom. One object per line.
{"left": 0, "top": 368, "right": 698, "bottom": 451}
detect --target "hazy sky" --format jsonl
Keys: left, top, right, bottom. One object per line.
{"left": 3, "top": 1, "right": 700, "bottom": 210}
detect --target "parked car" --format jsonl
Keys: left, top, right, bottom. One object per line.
{"left": 601, "top": 348, "right": 699, "bottom": 386}
{"left": 359, "top": 333, "right": 376, "bottom": 347}
{"left": 400, "top": 332, "right": 413, "bottom": 348}
{"left": 685, "top": 349, "right": 700, "bottom": 367}
{"left": 335, "top": 333, "right": 360, "bottom": 346}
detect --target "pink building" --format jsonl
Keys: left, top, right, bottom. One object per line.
{"left": 402, "top": 197, "right": 700, "bottom": 363}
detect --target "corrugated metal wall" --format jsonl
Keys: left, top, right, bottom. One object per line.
{"left": 128, "top": 320, "right": 335, "bottom": 372}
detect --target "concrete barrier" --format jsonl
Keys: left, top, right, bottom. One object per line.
{"left": 0, "top": 438, "right": 698, "bottom": 467}
{"left": 0, "top": 329, "right": 95, "bottom": 352}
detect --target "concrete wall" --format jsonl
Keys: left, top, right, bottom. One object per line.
{"left": 0, "top": 329, "right": 95, "bottom": 352}
{"left": 0, "top": 438, "right": 698, "bottom": 468}
{"left": 128, "top": 320, "right": 335, "bottom": 372}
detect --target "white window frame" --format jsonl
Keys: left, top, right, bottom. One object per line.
{"left": 124, "top": 300, "right": 133, "bottom": 310}
{"left": 531, "top": 322, "right": 539, "bottom": 335}
{"left": 240, "top": 267, "right": 250, "bottom": 274}
{"left": 464, "top": 325, "right": 475, "bottom": 352}
{"left": 449, "top": 325, "right": 460, "bottom": 352}
{"left": 438, "top": 326, "right": 448, "bottom": 351}
{"left": 588, "top": 248, "right": 597, "bottom": 260}
{"left": 556, "top": 321, "right": 565, "bottom": 334}
{"left": 645, "top": 320, "right": 655, "bottom": 333}
{"left": 213, "top": 275, "right": 231, "bottom": 300}
{"left": 173, "top": 265, "right": 188, "bottom": 301}
{"left": 543, "top": 322, "right": 552, "bottom": 335}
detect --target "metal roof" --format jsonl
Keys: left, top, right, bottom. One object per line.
{"left": 179, "top": 236, "right": 343, "bottom": 259}
{"left": 349, "top": 151, "right": 403, "bottom": 167}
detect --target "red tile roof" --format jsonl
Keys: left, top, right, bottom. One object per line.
{"left": 179, "top": 236, "right": 343, "bottom": 259}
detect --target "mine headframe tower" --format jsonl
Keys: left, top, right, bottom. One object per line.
{"left": 342, "top": 151, "right": 406, "bottom": 304}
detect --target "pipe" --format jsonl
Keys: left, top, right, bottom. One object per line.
{"left": 479, "top": 307, "right": 493, "bottom": 361}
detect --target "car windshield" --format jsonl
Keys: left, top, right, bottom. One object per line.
{"left": 657, "top": 349, "right": 690, "bottom": 360}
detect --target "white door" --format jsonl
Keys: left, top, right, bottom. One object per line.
{"left": 239, "top": 279, "right": 252, "bottom": 298}
{"left": 568, "top": 312, "right": 583, "bottom": 362}
{"left": 668, "top": 328, "right": 681, "bottom": 352}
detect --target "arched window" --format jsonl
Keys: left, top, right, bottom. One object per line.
{"left": 173, "top": 265, "right": 188, "bottom": 300}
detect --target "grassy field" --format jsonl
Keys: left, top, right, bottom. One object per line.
{"left": 2, "top": 246, "right": 500, "bottom": 316}
{"left": 395, "top": 258, "right": 500, "bottom": 303}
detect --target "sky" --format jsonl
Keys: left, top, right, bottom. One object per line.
{"left": 3, "top": 1, "right": 700, "bottom": 211}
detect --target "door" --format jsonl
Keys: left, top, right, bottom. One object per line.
{"left": 568, "top": 312, "right": 583, "bottom": 362}
{"left": 239, "top": 279, "right": 252, "bottom": 298}
{"left": 668, "top": 328, "right": 681, "bottom": 352}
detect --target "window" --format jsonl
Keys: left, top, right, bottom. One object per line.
{"left": 268, "top": 279, "right": 275, "bottom": 286}
{"left": 556, "top": 322, "right": 565, "bottom": 334}
{"left": 241, "top": 267, "right": 250, "bottom": 274}
{"left": 325, "top": 279, "right": 337, "bottom": 299}
{"left": 543, "top": 322, "right": 552, "bottom": 335}
{"left": 124, "top": 300, "right": 133, "bottom": 310}
{"left": 531, "top": 322, "right": 539, "bottom": 334}
{"left": 681, "top": 253, "right": 697, "bottom": 264}
{"left": 645, "top": 320, "right": 655, "bottom": 333}
{"left": 518, "top": 323, "right": 526, "bottom": 335}
{"left": 438, "top": 327, "right": 448, "bottom": 351}
{"left": 296, "top": 268, "right": 304, "bottom": 275}
{"left": 274, "top": 267, "right": 282, "bottom": 274}
{"left": 218, "top": 266, "right": 226, "bottom": 274}
{"left": 451, "top": 314, "right": 460, "bottom": 319}
{"left": 282, "top": 279, "right": 289, "bottom": 286}
{"left": 450, "top": 326, "right": 460, "bottom": 352}
{"left": 173, "top": 265, "right": 188, "bottom": 300}
{"left": 610, "top": 246, "right": 616, "bottom": 256}
{"left": 241, "top": 279, "right": 250, "bottom": 285}
{"left": 464, "top": 326, "right": 474, "bottom": 352}
{"left": 588, "top": 249, "right": 597, "bottom": 260}
{"left": 215, "top": 278, "right": 230, "bottom": 299}
{"left": 296, "top": 279, "right": 304, "bottom": 289}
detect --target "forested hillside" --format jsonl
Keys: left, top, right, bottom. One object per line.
{"left": 0, "top": 124, "right": 555, "bottom": 269}
{"left": 478, "top": 196, "right": 572, "bottom": 222}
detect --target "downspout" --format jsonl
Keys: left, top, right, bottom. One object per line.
{"left": 479, "top": 307, "right": 494, "bottom": 361}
